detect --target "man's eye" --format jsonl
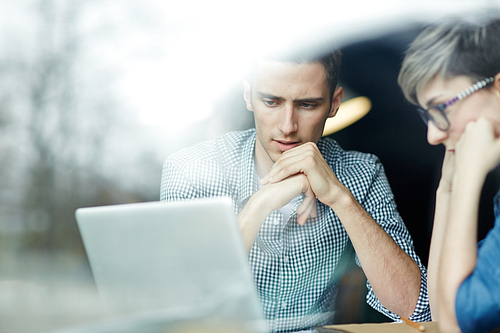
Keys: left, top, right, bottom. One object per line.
{"left": 263, "top": 100, "right": 278, "bottom": 107}
{"left": 300, "top": 103, "right": 317, "bottom": 109}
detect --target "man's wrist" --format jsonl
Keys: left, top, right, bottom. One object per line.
{"left": 241, "top": 192, "right": 272, "bottom": 223}
{"left": 327, "top": 186, "right": 357, "bottom": 212}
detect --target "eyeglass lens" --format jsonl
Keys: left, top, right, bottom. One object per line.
{"left": 417, "top": 107, "right": 449, "bottom": 130}
{"left": 427, "top": 106, "right": 449, "bottom": 130}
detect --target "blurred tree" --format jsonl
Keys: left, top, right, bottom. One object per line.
{"left": 22, "top": 0, "right": 82, "bottom": 250}
{"left": 0, "top": 0, "right": 156, "bottom": 254}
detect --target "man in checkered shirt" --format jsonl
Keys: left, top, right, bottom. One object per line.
{"left": 160, "top": 50, "right": 431, "bottom": 332}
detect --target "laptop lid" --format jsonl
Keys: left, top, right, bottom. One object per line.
{"left": 74, "top": 197, "right": 268, "bottom": 332}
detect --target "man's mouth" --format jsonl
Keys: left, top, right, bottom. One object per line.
{"left": 274, "top": 140, "right": 301, "bottom": 152}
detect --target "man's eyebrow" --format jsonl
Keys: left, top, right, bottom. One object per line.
{"left": 294, "top": 97, "right": 325, "bottom": 103}
{"left": 257, "top": 92, "right": 284, "bottom": 100}
{"left": 256, "top": 92, "right": 324, "bottom": 103}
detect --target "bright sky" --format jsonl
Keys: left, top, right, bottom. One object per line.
{"left": 107, "top": 0, "right": 499, "bottom": 135}
{"left": 2, "top": 0, "right": 499, "bottom": 137}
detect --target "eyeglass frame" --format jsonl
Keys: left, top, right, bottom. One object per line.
{"left": 416, "top": 76, "right": 495, "bottom": 131}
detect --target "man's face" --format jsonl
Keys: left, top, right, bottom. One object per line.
{"left": 244, "top": 60, "right": 343, "bottom": 175}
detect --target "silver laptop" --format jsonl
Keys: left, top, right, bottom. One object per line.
{"left": 73, "top": 197, "right": 268, "bottom": 333}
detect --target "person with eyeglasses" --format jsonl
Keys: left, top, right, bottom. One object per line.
{"left": 398, "top": 17, "right": 500, "bottom": 333}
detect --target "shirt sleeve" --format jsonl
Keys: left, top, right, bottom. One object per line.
{"left": 160, "top": 149, "right": 233, "bottom": 202}
{"left": 354, "top": 158, "right": 431, "bottom": 322}
{"left": 160, "top": 157, "right": 199, "bottom": 201}
{"left": 455, "top": 222, "right": 500, "bottom": 333}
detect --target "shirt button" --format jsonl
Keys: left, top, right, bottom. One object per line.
{"left": 272, "top": 218, "right": 281, "bottom": 225}
{"left": 281, "top": 301, "right": 287, "bottom": 309}
{"left": 283, "top": 256, "right": 289, "bottom": 263}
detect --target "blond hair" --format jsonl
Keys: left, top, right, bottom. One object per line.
{"left": 398, "top": 17, "right": 500, "bottom": 105}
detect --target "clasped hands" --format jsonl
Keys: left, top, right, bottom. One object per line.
{"left": 259, "top": 142, "right": 345, "bottom": 225}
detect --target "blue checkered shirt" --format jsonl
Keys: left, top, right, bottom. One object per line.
{"left": 160, "top": 129, "right": 431, "bottom": 332}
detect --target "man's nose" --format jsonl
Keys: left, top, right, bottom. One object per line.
{"left": 278, "top": 103, "right": 298, "bottom": 135}
{"left": 427, "top": 122, "right": 448, "bottom": 146}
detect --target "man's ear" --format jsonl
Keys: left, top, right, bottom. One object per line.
{"left": 243, "top": 80, "right": 254, "bottom": 111}
{"left": 328, "top": 87, "right": 344, "bottom": 118}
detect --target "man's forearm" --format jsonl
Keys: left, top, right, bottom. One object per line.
{"left": 260, "top": 143, "right": 422, "bottom": 316}
{"left": 238, "top": 174, "right": 313, "bottom": 253}
{"left": 238, "top": 193, "right": 270, "bottom": 253}
{"left": 331, "top": 191, "right": 421, "bottom": 318}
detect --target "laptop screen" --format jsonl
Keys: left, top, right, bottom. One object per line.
{"left": 75, "top": 197, "right": 268, "bottom": 332}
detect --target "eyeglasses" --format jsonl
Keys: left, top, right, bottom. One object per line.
{"left": 417, "top": 77, "right": 495, "bottom": 131}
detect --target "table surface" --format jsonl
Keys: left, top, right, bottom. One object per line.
{"left": 321, "top": 321, "right": 439, "bottom": 333}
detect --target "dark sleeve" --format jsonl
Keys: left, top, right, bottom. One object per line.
{"left": 455, "top": 222, "right": 500, "bottom": 333}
